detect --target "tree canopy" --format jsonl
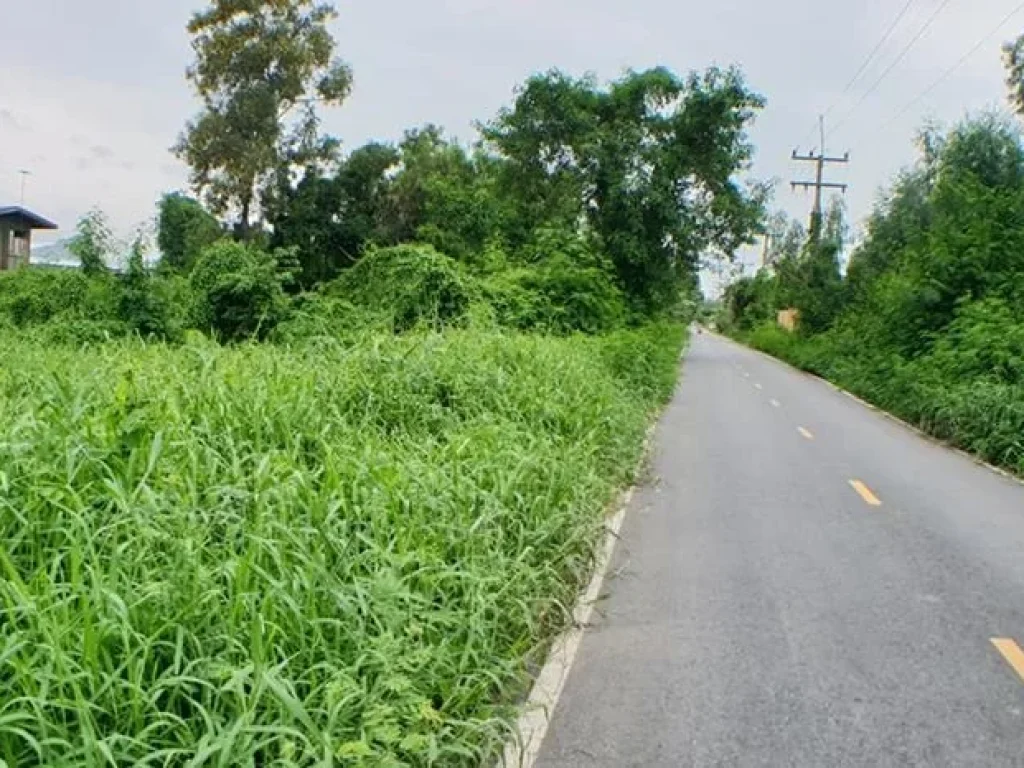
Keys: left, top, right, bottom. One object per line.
{"left": 175, "top": 0, "right": 352, "bottom": 235}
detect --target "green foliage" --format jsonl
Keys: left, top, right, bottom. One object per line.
{"left": 484, "top": 229, "right": 626, "bottom": 334}
{"left": 120, "top": 237, "right": 185, "bottom": 340}
{"left": 67, "top": 209, "right": 114, "bottom": 276}
{"left": 175, "top": 0, "right": 352, "bottom": 232}
{"left": 157, "top": 192, "right": 225, "bottom": 272}
{"left": 331, "top": 244, "right": 478, "bottom": 332}
{"left": 267, "top": 66, "right": 765, "bottom": 319}
{"left": 381, "top": 127, "right": 502, "bottom": 260}
{"left": 728, "top": 114, "right": 1024, "bottom": 477}
{"left": 271, "top": 142, "right": 400, "bottom": 286}
{"left": 484, "top": 67, "right": 767, "bottom": 312}
{"left": 190, "top": 241, "right": 291, "bottom": 341}
{"left": 0, "top": 268, "right": 119, "bottom": 329}
{"left": 271, "top": 292, "right": 387, "bottom": 343}
{"left": 0, "top": 324, "right": 685, "bottom": 766}
{"left": 925, "top": 297, "right": 1024, "bottom": 385}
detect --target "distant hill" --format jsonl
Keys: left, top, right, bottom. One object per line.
{"left": 30, "top": 241, "right": 163, "bottom": 271}
{"left": 31, "top": 241, "right": 80, "bottom": 269}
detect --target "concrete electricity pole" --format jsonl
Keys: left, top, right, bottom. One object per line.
{"left": 18, "top": 170, "right": 31, "bottom": 205}
{"left": 791, "top": 116, "right": 848, "bottom": 238}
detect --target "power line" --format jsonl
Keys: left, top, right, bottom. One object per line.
{"left": 827, "top": 0, "right": 920, "bottom": 120}
{"left": 796, "top": 0, "right": 920, "bottom": 150}
{"left": 828, "top": 0, "right": 957, "bottom": 139}
{"left": 865, "top": 0, "right": 1024, "bottom": 143}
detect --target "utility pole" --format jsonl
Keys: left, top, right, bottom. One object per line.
{"left": 18, "top": 170, "right": 31, "bottom": 205}
{"left": 791, "top": 116, "right": 848, "bottom": 238}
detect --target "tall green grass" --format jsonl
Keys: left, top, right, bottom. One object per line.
{"left": 0, "top": 323, "right": 684, "bottom": 766}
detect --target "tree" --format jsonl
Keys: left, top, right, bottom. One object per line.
{"left": 157, "top": 193, "right": 224, "bottom": 272}
{"left": 121, "top": 231, "right": 175, "bottom": 338}
{"left": 175, "top": 0, "right": 352, "bottom": 236}
{"left": 380, "top": 127, "right": 502, "bottom": 261}
{"left": 68, "top": 209, "right": 114, "bottom": 276}
{"left": 271, "top": 128, "right": 505, "bottom": 284}
{"left": 1004, "top": 34, "right": 1024, "bottom": 116}
{"left": 271, "top": 142, "right": 399, "bottom": 286}
{"left": 484, "top": 67, "right": 767, "bottom": 312}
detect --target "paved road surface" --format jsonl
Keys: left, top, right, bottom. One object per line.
{"left": 535, "top": 332, "right": 1024, "bottom": 767}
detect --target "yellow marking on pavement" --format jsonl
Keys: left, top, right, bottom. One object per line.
{"left": 798, "top": 427, "right": 814, "bottom": 440}
{"left": 849, "top": 480, "right": 882, "bottom": 507}
{"left": 992, "top": 638, "right": 1024, "bottom": 683}
{"left": 770, "top": 399, "right": 781, "bottom": 408}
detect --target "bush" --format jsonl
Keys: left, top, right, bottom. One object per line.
{"left": 331, "top": 244, "right": 478, "bottom": 331}
{"left": 190, "top": 241, "right": 290, "bottom": 342}
{"left": 485, "top": 258, "right": 625, "bottom": 335}
{"left": 271, "top": 292, "right": 387, "bottom": 343}
{"left": 0, "top": 268, "right": 122, "bottom": 328}
{"left": 923, "top": 297, "right": 1024, "bottom": 385}
{"left": 482, "top": 229, "right": 626, "bottom": 334}
{"left": 157, "top": 193, "right": 225, "bottom": 273}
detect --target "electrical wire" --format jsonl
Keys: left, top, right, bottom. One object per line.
{"left": 828, "top": 0, "right": 957, "bottom": 139}
{"left": 827, "top": 0, "right": 920, "bottom": 121}
{"left": 863, "top": 0, "right": 1024, "bottom": 145}
{"left": 797, "top": 0, "right": 920, "bottom": 150}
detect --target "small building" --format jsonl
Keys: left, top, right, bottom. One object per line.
{"left": 0, "top": 206, "right": 58, "bottom": 271}
{"left": 778, "top": 308, "right": 800, "bottom": 332}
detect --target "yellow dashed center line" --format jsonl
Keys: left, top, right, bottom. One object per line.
{"left": 798, "top": 427, "right": 814, "bottom": 440}
{"left": 992, "top": 638, "right": 1024, "bottom": 683}
{"left": 849, "top": 480, "right": 882, "bottom": 507}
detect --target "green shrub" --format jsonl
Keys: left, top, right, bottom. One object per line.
{"left": 482, "top": 229, "right": 626, "bottom": 334}
{"left": 923, "top": 297, "right": 1024, "bottom": 385}
{"left": 0, "top": 268, "right": 122, "bottom": 328}
{"left": 157, "top": 192, "right": 225, "bottom": 273}
{"left": 271, "top": 292, "right": 387, "bottom": 343}
{"left": 190, "top": 241, "right": 290, "bottom": 342}
{"left": 331, "top": 244, "right": 478, "bottom": 331}
{"left": 485, "top": 259, "right": 625, "bottom": 335}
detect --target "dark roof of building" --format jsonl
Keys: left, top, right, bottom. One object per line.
{"left": 0, "top": 206, "right": 58, "bottom": 230}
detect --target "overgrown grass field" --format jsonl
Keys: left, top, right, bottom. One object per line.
{"left": 0, "top": 324, "right": 684, "bottom": 766}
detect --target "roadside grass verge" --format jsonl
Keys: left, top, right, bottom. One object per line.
{"left": 734, "top": 324, "right": 1024, "bottom": 476}
{"left": 0, "top": 323, "right": 685, "bottom": 766}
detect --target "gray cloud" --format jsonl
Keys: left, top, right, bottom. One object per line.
{"left": 91, "top": 145, "right": 116, "bottom": 162}
{"left": 0, "top": 108, "right": 29, "bottom": 132}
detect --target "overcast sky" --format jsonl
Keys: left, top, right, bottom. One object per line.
{"left": 2, "top": 0, "right": 1023, "bottom": 271}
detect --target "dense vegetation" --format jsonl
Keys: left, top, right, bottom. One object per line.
{"left": 0, "top": 326, "right": 683, "bottom": 766}
{"left": 0, "top": 1, "right": 767, "bottom": 764}
{"left": 722, "top": 114, "right": 1024, "bottom": 476}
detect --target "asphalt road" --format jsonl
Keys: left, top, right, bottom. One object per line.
{"left": 535, "top": 332, "right": 1024, "bottom": 767}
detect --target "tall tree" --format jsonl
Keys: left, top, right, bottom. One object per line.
{"left": 175, "top": 0, "right": 352, "bottom": 236}
{"left": 157, "top": 193, "right": 225, "bottom": 272}
{"left": 271, "top": 142, "right": 399, "bottom": 286}
{"left": 484, "top": 67, "right": 767, "bottom": 312}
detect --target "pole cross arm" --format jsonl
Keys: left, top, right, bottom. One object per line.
{"left": 791, "top": 181, "right": 849, "bottom": 193}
